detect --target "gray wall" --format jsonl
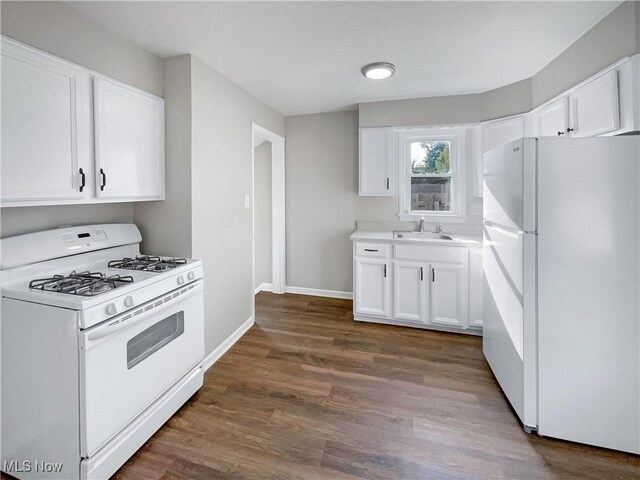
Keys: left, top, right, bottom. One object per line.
{"left": 531, "top": 1, "right": 640, "bottom": 107}
{"left": 133, "top": 55, "right": 192, "bottom": 257}
{"left": 360, "top": 1, "right": 639, "bottom": 128}
{"left": 254, "top": 141, "right": 272, "bottom": 289}
{"left": 285, "top": 111, "right": 397, "bottom": 293}
{"left": 190, "top": 56, "right": 284, "bottom": 355}
{"left": 0, "top": 1, "right": 163, "bottom": 238}
{"left": 0, "top": 1, "right": 162, "bottom": 96}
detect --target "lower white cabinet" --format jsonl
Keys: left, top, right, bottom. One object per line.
{"left": 393, "top": 261, "right": 427, "bottom": 323}
{"left": 430, "top": 263, "right": 466, "bottom": 328}
{"left": 468, "top": 249, "right": 484, "bottom": 328}
{"left": 354, "top": 257, "right": 391, "bottom": 318}
{"left": 353, "top": 241, "right": 479, "bottom": 334}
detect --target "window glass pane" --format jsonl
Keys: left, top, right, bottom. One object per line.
{"left": 411, "top": 177, "right": 451, "bottom": 211}
{"left": 127, "top": 312, "right": 184, "bottom": 369}
{"left": 411, "top": 141, "right": 450, "bottom": 174}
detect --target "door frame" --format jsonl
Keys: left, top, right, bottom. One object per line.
{"left": 251, "top": 122, "right": 286, "bottom": 297}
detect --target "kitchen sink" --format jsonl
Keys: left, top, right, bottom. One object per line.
{"left": 393, "top": 231, "right": 456, "bottom": 241}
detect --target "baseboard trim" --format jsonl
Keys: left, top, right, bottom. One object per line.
{"left": 203, "top": 316, "right": 255, "bottom": 371}
{"left": 285, "top": 285, "right": 353, "bottom": 300}
{"left": 254, "top": 282, "right": 273, "bottom": 295}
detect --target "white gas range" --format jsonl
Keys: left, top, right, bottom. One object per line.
{"left": 1, "top": 224, "right": 205, "bottom": 480}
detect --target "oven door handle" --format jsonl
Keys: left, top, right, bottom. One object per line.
{"left": 84, "top": 281, "right": 203, "bottom": 345}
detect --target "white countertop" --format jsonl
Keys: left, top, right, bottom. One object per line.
{"left": 350, "top": 230, "right": 482, "bottom": 248}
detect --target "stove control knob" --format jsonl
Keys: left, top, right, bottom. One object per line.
{"left": 177, "top": 275, "right": 185, "bottom": 285}
{"left": 105, "top": 303, "right": 117, "bottom": 315}
{"left": 124, "top": 296, "right": 134, "bottom": 308}
{"left": 187, "top": 271, "right": 196, "bottom": 281}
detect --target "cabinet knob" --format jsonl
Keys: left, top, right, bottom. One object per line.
{"left": 557, "top": 131, "right": 565, "bottom": 136}
{"left": 566, "top": 127, "right": 574, "bottom": 133}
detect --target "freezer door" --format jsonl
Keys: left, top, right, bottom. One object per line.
{"left": 483, "top": 138, "right": 537, "bottom": 233}
{"left": 537, "top": 136, "right": 640, "bottom": 453}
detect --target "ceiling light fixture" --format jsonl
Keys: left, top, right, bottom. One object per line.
{"left": 361, "top": 62, "right": 396, "bottom": 80}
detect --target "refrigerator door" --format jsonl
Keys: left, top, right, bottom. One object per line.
{"left": 537, "top": 136, "right": 640, "bottom": 454}
{"left": 483, "top": 137, "right": 538, "bottom": 429}
{"left": 484, "top": 138, "right": 539, "bottom": 232}
{"left": 483, "top": 224, "right": 537, "bottom": 428}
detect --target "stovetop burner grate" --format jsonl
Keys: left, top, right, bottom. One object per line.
{"left": 29, "top": 271, "right": 134, "bottom": 296}
{"left": 108, "top": 255, "right": 187, "bottom": 272}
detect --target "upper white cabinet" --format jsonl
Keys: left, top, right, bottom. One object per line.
{"left": 534, "top": 97, "right": 569, "bottom": 137}
{"left": 568, "top": 70, "right": 619, "bottom": 137}
{"left": 1, "top": 40, "right": 93, "bottom": 203}
{"left": 482, "top": 115, "right": 524, "bottom": 154}
{"left": 94, "top": 78, "right": 164, "bottom": 200}
{"left": 0, "top": 37, "right": 165, "bottom": 207}
{"left": 529, "top": 57, "right": 637, "bottom": 138}
{"left": 359, "top": 128, "right": 394, "bottom": 196}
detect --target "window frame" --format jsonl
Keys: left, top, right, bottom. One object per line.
{"left": 397, "top": 127, "right": 467, "bottom": 221}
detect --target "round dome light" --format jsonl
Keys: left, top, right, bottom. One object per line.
{"left": 361, "top": 62, "right": 396, "bottom": 80}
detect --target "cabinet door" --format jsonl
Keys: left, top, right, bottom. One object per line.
{"left": 468, "top": 250, "right": 483, "bottom": 328}
{"left": 535, "top": 97, "right": 568, "bottom": 137}
{"left": 569, "top": 70, "right": 619, "bottom": 137}
{"left": 482, "top": 116, "right": 524, "bottom": 154}
{"left": 359, "top": 128, "right": 393, "bottom": 196}
{"left": 393, "top": 261, "right": 427, "bottom": 323}
{"left": 94, "top": 77, "right": 164, "bottom": 199}
{"left": 430, "top": 263, "right": 467, "bottom": 328}
{"left": 354, "top": 258, "right": 390, "bottom": 318}
{"left": 1, "top": 40, "right": 92, "bottom": 203}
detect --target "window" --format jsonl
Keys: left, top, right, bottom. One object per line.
{"left": 410, "top": 140, "right": 452, "bottom": 212}
{"left": 398, "top": 127, "right": 466, "bottom": 219}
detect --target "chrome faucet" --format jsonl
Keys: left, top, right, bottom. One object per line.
{"left": 437, "top": 223, "right": 443, "bottom": 233}
{"left": 420, "top": 217, "right": 426, "bottom": 233}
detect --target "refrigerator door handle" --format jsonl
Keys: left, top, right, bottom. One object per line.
{"left": 483, "top": 220, "right": 523, "bottom": 238}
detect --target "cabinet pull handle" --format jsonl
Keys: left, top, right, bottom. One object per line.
{"left": 364, "top": 249, "right": 378, "bottom": 252}
{"left": 432, "top": 268, "right": 435, "bottom": 282}
{"left": 79, "top": 168, "right": 85, "bottom": 192}
{"left": 100, "top": 168, "right": 106, "bottom": 191}
{"left": 386, "top": 177, "right": 390, "bottom": 190}
{"left": 566, "top": 127, "right": 574, "bottom": 133}
{"left": 557, "top": 131, "right": 565, "bottom": 136}
{"left": 384, "top": 264, "right": 387, "bottom": 278}
{"left": 420, "top": 267, "right": 423, "bottom": 281}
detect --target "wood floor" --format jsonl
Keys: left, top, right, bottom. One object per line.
{"left": 106, "top": 292, "right": 640, "bottom": 479}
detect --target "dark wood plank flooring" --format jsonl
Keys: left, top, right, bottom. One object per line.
{"left": 109, "top": 293, "right": 640, "bottom": 479}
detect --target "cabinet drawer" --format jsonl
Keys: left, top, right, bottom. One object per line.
{"left": 394, "top": 244, "right": 464, "bottom": 264}
{"left": 355, "top": 243, "right": 390, "bottom": 258}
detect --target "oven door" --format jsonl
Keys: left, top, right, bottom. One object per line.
{"left": 79, "top": 280, "right": 204, "bottom": 457}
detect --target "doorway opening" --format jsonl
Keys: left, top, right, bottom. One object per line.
{"left": 251, "top": 123, "right": 285, "bottom": 302}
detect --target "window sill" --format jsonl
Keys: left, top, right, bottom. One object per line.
{"left": 398, "top": 212, "right": 470, "bottom": 224}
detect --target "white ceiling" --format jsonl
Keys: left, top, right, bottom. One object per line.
{"left": 67, "top": 1, "right": 622, "bottom": 116}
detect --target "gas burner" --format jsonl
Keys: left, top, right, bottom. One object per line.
{"left": 108, "top": 255, "right": 187, "bottom": 272}
{"left": 29, "top": 271, "right": 134, "bottom": 296}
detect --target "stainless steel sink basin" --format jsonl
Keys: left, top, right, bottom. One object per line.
{"left": 393, "top": 231, "right": 455, "bottom": 241}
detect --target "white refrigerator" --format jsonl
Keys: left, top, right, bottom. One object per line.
{"left": 483, "top": 136, "right": 640, "bottom": 454}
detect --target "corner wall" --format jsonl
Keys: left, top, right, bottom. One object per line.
{"left": 190, "top": 56, "right": 284, "bottom": 354}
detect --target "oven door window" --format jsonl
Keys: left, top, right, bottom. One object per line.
{"left": 127, "top": 312, "right": 185, "bottom": 369}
